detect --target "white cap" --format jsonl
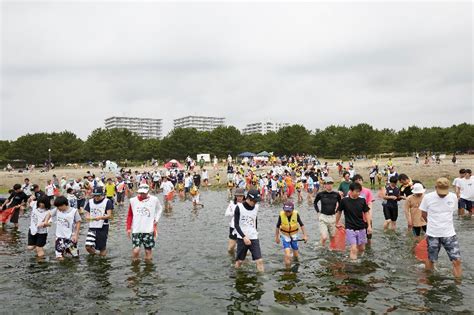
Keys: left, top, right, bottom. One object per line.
{"left": 412, "top": 183, "right": 425, "bottom": 194}
{"left": 137, "top": 184, "right": 150, "bottom": 194}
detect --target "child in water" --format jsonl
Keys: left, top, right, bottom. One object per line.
{"left": 42, "top": 196, "right": 82, "bottom": 260}
{"left": 275, "top": 201, "right": 308, "bottom": 268}
{"left": 190, "top": 185, "right": 204, "bottom": 209}
{"left": 27, "top": 195, "right": 52, "bottom": 258}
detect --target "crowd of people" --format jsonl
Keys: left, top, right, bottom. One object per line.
{"left": 0, "top": 155, "right": 472, "bottom": 279}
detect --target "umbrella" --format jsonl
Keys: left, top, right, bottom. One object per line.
{"left": 238, "top": 152, "right": 256, "bottom": 158}
{"left": 257, "top": 151, "right": 270, "bottom": 157}
{"left": 164, "top": 159, "right": 183, "bottom": 169}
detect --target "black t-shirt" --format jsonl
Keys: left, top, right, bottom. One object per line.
{"left": 314, "top": 191, "right": 341, "bottom": 215}
{"left": 400, "top": 184, "right": 413, "bottom": 197}
{"left": 227, "top": 165, "right": 234, "bottom": 174}
{"left": 193, "top": 174, "right": 201, "bottom": 186}
{"left": 385, "top": 185, "right": 400, "bottom": 207}
{"left": 177, "top": 173, "right": 184, "bottom": 182}
{"left": 337, "top": 197, "right": 369, "bottom": 230}
{"left": 4, "top": 191, "right": 28, "bottom": 209}
{"left": 85, "top": 198, "right": 114, "bottom": 225}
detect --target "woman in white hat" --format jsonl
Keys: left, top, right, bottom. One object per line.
{"left": 404, "top": 182, "right": 426, "bottom": 239}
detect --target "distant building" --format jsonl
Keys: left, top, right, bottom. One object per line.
{"left": 105, "top": 116, "right": 163, "bottom": 139}
{"left": 242, "top": 121, "right": 290, "bottom": 135}
{"left": 173, "top": 116, "right": 225, "bottom": 132}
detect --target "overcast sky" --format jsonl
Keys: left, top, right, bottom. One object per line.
{"left": 1, "top": 1, "right": 472, "bottom": 140}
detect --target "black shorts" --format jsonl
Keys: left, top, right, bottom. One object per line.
{"left": 27, "top": 229, "right": 47, "bottom": 247}
{"left": 412, "top": 225, "right": 427, "bottom": 237}
{"left": 383, "top": 204, "right": 398, "bottom": 221}
{"left": 229, "top": 227, "right": 237, "bottom": 240}
{"left": 459, "top": 198, "right": 473, "bottom": 212}
{"left": 236, "top": 239, "right": 262, "bottom": 261}
{"left": 10, "top": 208, "right": 20, "bottom": 224}
{"left": 85, "top": 225, "right": 109, "bottom": 251}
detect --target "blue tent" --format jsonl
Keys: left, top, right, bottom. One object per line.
{"left": 257, "top": 151, "right": 270, "bottom": 157}
{"left": 238, "top": 152, "right": 256, "bottom": 158}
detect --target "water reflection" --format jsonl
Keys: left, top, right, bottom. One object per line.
{"left": 127, "top": 261, "right": 160, "bottom": 299}
{"left": 0, "top": 227, "right": 22, "bottom": 254}
{"left": 227, "top": 270, "right": 264, "bottom": 313}
{"left": 84, "top": 255, "right": 112, "bottom": 301}
{"left": 417, "top": 273, "right": 464, "bottom": 312}
{"left": 319, "top": 258, "right": 378, "bottom": 307}
{"left": 273, "top": 265, "right": 307, "bottom": 305}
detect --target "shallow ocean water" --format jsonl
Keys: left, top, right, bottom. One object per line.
{"left": 0, "top": 190, "right": 473, "bottom": 313}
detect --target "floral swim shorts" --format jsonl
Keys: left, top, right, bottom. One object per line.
{"left": 132, "top": 233, "right": 155, "bottom": 250}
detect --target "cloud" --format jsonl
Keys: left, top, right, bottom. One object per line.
{"left": 1, "top": 1, "right": 472, "bottom": 140}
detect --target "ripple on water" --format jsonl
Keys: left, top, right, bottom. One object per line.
{"left": 0, "top": 190, "right": 472, "bottom": 313}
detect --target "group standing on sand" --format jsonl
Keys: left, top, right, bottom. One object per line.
{"left": 0, "top": 156, "right": 472, "bottom": 279}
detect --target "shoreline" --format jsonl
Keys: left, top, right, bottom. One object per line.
{"left": 1, "top": 155, "right": 472, "bottom": 193}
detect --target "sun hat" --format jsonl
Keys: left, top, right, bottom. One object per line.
{"left": 435, "top": 178, "right": 449, "bottom": 195}
{"left": 411, "top": 183, "right": 425, "bottom": 194}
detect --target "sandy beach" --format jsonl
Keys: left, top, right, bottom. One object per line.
{"left": 1, "top": 155, "right": 472, "bottom": 192}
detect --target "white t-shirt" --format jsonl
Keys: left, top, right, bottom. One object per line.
{"left": 129, "top": 195, "right": 163, "bottom": 233}
{"left": 348, "top": 169, "right": 356, "bottom": 178}
{"left": 45, "top": 184, "right": 55, "bottom": 197}
{"left": 452, "top": 177, "right": 463, "bottom": 187}
{"left": 160, "top": 181, "right": 174, "bottom": 196}
{"left": 387, "top": 172, "right": 398, "bottom": 183}
{"left": 50, "top": 207, "right": 81, "bottom": 239}
{"left": 419, "top": 192, "right": 457, "bottom": 238}
{"left": 225, "top": 201, "right": 237, "bottom": 228}
{"left": 271, "top": 179, "right": 278, "bottom": 191}
{"left": 185, "top": 177, "right": 193, "bottom": 188}
{"left": 29, "top": 202, "right": 50, "bottom": 235}
{"left": 456, "top": 177, "right": 474, "bottom": 200}
{"left": 22, "top": 184, "right": 32, "bottom": 196}
{"left": 72, "top": 182, "right": 81, "bottom": 191}
{"left": 202, "top": 171, "right": 209, "bottom": 180}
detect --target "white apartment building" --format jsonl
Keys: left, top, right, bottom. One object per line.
{"left": 105, "top": 116, "right": 163, "bottom": 139}
{"left": 173, "top": 116, "right": 225, "bottom": 132}
{"left": 242, "top": 121, "right": 290, "bottom": 135}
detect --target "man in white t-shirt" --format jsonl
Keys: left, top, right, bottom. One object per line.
{"left": 160, "top": 177, "right": 175, "bottom": 211}
{"left": 455, "top": 169, "right": 473, "bottom": 217}
{"left": 452, "top": 168, "right": 466, "bottom": 216}
{"left": 126, "top": 184, "right": 163, "bottom": 262}
{"left": 21, "top": 178, "right": 32, "bottom": 197}
{"left": 420, "top": 177, "right": 462, "bottom": 278}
